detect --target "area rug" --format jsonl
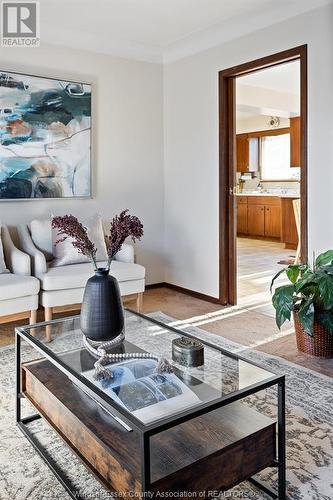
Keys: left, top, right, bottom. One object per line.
{"left": 0, "top": 312, "right": 332, "bottom": 500}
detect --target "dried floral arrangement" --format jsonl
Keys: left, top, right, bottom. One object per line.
{"left": 52, "top": 210, "right": 144, "bottom": 272}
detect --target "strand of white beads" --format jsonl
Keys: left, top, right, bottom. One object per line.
{"left": 83, "top": 334, "right": 173, "bottom": 381}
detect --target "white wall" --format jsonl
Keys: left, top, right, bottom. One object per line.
{"left": 0, "top": 44, "right": 164, "bottom": 284}
{"left": 164, "top": 5, "right": 333, "bottom": 298}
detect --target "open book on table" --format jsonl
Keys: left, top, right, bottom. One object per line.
{"left": 83, "top": 358, "right": 200, "bottom": 424}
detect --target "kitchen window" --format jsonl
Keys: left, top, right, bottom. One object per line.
{"left": 260, "top": 133, "right": 299, "bottom": 181}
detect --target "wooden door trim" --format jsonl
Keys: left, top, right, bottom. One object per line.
{"left": 219, "top": 45, "right": 308, "bottom": 305}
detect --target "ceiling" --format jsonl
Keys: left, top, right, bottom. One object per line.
{"left": 236, "top": 61, "right": 300, "bottom": 119}
{"left": 40, "top": 0, "right": 332, "bottom": 63}
{"left": 237, "top": 61, "right": 300, "bottom": 95}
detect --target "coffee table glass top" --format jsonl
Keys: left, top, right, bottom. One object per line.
{"left": 17, "top": 310, "right": 276, "bottom": 429}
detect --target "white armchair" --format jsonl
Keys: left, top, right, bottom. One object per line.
{"left": 18, "top": 223, "right": 145, "bottom": 322}
{"left": 0, "top": 225, "right": 39, "bottom": 325}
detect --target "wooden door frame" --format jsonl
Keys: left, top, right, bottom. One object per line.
{"left": 219, "top": 45, "right": 308, "bottom": 305}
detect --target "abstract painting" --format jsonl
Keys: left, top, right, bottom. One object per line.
{"left": 0, "top": 71, "right": 91, "bottom": 199}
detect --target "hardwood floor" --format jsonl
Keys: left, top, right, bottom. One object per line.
{"left": 143, "top": 288, "right": 333, "bottom": 377}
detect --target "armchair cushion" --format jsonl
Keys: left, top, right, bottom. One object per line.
{"left": 0, "top": 273, "right": 39, "bottom": 301}
{"left": 2, "top": 225, "right": 30, "bottom": 276}
{"left": 0, "top": 224, "right": 7, "bottom": 273}
{"left": 114, "top": 243, "right": 134, "bottom": 263}
{"left": 18, "top": 224, "right": 47, "bottom": 276}
{"left": 30, "top": 219, "right": 53, "bottom": 261}
{"left": 40, "top": 261, "right": 145, "bottom": 291}
{"left": 29, "top": 215, "right": 109, "bottom": 267}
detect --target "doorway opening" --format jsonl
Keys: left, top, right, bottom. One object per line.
{"left": 219, "top": 46, "right": 307, "bottom": 307}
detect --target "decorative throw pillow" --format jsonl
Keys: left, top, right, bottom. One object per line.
{"left": 51, "top": 214, "right": 108, "bottom": 267}
{"left": 30, "top": 219, "right": 53, "bottom": 261}
{"left": 0, "top": 224, "right": 7, "bottom": 273}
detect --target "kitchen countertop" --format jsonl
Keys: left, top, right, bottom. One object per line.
{"left": 236, "top": 193, "right": 300, "bottom": 198}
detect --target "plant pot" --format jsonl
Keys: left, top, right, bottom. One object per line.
{"left": 80, "top": 268, "right": 124, "bottom": 342}
{"left": 293, "top": 311, "right": 333, "bottom": 358}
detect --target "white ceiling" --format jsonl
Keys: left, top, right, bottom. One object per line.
{"left": 236, "top": 61, "right": 300, "bottom": 119}
{"left": 237, "top": 111, "right": 258, "bottom": 119}
{"left": 237, "top": 61, "right": 300, "bottom": 95}
{"left": 40, "top": 0, "right": 333, "bottom": 63}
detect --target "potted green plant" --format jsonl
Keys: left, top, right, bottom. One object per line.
{"left": 271, "top": 250, "right": 333, "bottom": 358}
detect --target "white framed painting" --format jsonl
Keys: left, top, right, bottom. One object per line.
{"left": 0, "top": 70, "right": 91, "bottom": 199}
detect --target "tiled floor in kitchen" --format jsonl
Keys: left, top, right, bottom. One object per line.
{"left": 237, "top": 236, "right": 291, "bottom": 310}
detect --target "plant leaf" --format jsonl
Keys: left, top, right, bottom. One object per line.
{"left": 320, "top": 264, "right": 333, "bottom": 275}
{"left": 286, "top": 265, "right": 302, "bottom": 284}
{"left": 298, "top": 298, "right": 314, "bottom": 336}
{"left": 272, "top": 284, "right": 295, "bottom": 329}
{"left": 318, "top": 311, "right": 333, "bottom": 335}
{"left": 317, "top": 273, "right": 333, "bottom": 308}
{"left": 295, "top": 270, "right": 317, "bottom": 293}
{"left": 270, "top": 268, "right": 286, "bottom": 293}
{"left": 271, "top": 264, "right": 308, "bottom": 293}
{"left": 315, "top": 250, "right": 333, "bottom": 268}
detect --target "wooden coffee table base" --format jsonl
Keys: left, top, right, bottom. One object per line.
{"left": 19, "top": 359, "right": 277, "bottom": 498}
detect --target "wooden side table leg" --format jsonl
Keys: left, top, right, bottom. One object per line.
{"left": 136, "top": 293, "right": 143, "bottom": 312}
{"left": 29, "top": 309, "right": 38, "bottom": 337}
{"left": 30, "top": 310, "right": 37, "bottom": 324}
{"left": 45, "top": 307, "right": 53, "bottom": 342}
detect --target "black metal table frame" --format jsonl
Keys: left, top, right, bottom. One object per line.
{"left": 15, "top": 309, "right": 286, "bottom": 500}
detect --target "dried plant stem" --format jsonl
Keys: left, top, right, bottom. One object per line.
{"left": 92, "top": 255, "right": 98, "bottom": 271}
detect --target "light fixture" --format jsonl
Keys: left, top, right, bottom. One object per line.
{"left": 268, "top": 116, "right": 280, "bottom": 128}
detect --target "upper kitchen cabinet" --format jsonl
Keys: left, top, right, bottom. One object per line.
{"left": 236, "top": 134, "right": 259, "bottom": 173}
{"left": 290, "top": 116, "right": 301, "bottom": 167}
{"left": 236, "top": 134, "right": 249, "bottom": 172}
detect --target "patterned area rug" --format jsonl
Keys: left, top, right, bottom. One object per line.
{"left": 0, "top": 312, "right": 332, "bottom": 500}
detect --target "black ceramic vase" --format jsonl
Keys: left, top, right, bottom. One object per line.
{"left": 80, "top": 268, "right": 124, "bottom": 342}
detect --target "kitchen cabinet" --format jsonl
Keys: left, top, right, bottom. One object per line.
{"left": 237, "top": 198, "right": 248, "bottom": 234}
{"left": 236, "top": 134, "right": 249, "bottom": 172}
{"left": 236, "top": 134, "right": 259, "bottom": 173}
{"left": 290, "top": 116, "right": 300, "bottom": 167}
{"left": 280, "top": 197, "right": 299, "bottom": 249}
{"left": 265, "top": 206, "right": 281, "bottom": 238}
{"left": 247, "top": 204, "right": 265, "bottom": 236}
{"left": 237, "top": 196, "right": 281, "bottom": 239}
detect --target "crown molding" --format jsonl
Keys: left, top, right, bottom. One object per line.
{"left": 163, "top": 0, "right": 333, "bottom": 63}
{"left": 41, "top": 24, "right": 163, "bottom": 64}
{"left": 40, "top": 0, "right": 332, "bottom": 65}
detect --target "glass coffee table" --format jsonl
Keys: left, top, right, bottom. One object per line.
{"left": 16, "top": 309, "right": 286, "bottom": 499}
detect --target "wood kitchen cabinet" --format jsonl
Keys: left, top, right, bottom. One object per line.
{"left": 247, "top": 204, "right": 265, "bottom": 236}
{"left": 236, "top": 134, "right": 259, "bottom": 173}
{"left": 280, "top": 197, "right": 299, "bottom": 249}
{"left": 290, "top": 116, "right": 300, "bottom": 167}
{"left": 237, "top": 198, "right": 248, "bottom": 234}
{"left": 237, "top": 196, "right": 282, "bottom": 240}
{"left": 265, "top": 206, "right": 281, "bottom": 238}
{"left": 236, "top": 134, "right": 249, "bottom": 172}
